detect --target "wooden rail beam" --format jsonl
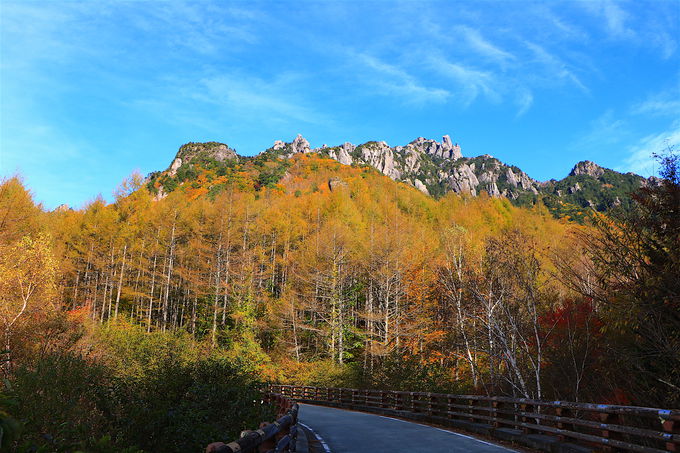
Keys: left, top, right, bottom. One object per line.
{"left": 271, "top": 384, "right": 679, "bottom": 452}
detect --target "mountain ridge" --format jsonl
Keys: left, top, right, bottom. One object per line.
{"left": 146, "top": 134, "right": 659, "bottom": 221}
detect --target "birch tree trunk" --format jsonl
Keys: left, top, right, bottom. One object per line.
{"left": 114, "top": 244, "right": 127, "bottom": 319}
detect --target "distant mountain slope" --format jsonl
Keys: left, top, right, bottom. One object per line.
{"left": 146, "top": 135, "right": 658, "bottom": 221}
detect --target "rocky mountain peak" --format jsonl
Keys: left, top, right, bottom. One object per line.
{"left": 169, "top": 142, "right": 237, "bottom": 176}
{"left": 271, "top": 134, "right": 311, "bottom": 155}
{"left": 292, "top": 134, "right": 311, "bottom": 154}
{"left": 570, "top": 160, "right": 605, "bottom": 178}
{"left": 407, "top": 135, "right": 462, "bottom": 160}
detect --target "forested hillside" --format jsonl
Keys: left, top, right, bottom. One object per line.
{"left": 39, "top": 155, "right": 582, "bottom": 374}
{"left": 144, "top": 137, "right": 658, "bottom": 224}
{"left": 1, "top": 150, "right": 678, "bottom": 452}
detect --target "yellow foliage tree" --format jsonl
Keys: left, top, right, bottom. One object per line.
{"left": 0, "top": 233, "right": 57, "bottom": 374}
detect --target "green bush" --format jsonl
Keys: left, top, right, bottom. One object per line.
{"left": 362, "top": 351, "right": 469, "bottom": 394}
{"left": 8, "top": 352, "right": 114, "bottom": 452}
{"left": 112, "top": 357, "right": 274, "bottom": 453}
{"left": 5, "top": 325, "right": 275, "bottom": 453}
{"left": 0, "top": 381, "right": 22, "bottom": 452}
{"left": 175, "top": 165, "right": 198, "bottom": 183}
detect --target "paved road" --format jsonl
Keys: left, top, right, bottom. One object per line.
{"left": 298, "top": 403, "right": 517, "bottom": 453}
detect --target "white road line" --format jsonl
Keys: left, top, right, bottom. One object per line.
{"left": 298, "top": 422, "right": 332, "bottom": 453}
{"left": 371, "top": 414, "right": 518, "bottom": 452}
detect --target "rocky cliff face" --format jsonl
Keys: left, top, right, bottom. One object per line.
{"left": 168, "top": 142, "right": 238, "bottom": 176}
{"left": 269, "top": 134, "right": 540, "bottom": 199}
{"left": 570, "top": 160, "right": 605, "bottom": 178}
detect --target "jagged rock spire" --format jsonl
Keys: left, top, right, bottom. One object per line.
{"left": 271, "top": 134, "right": 311, "bottom": 154}
{"left": 570, "top": 160, "right": 605, "bottom": 178}
{"left": 407, "top": 135, "right": 462, "bottom": 160}
{"left": 292, "top": 134, "right": 311, "bottom": 154}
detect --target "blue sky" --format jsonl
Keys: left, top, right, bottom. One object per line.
{"left": 1, "top": 0, "right": 679, "bottom": 209}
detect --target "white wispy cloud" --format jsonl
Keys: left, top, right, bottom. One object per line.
{"left": 572, "top": 105, "right": 680, "bottom": 177}
{"left": 199, "top": 73, "right": 330, "bottom": 125}
{"left": 600, "top": 0, "right": 633, "bottom": 39}
{"left": 428, "top": 56, "right": 498, "bottom": 107}
{"left": 540, "top": 8, "right": 590, "bottom": 42}
{"left": 647, "top": 28, "right": 678, "bottom": 60}
{"left": 631, "top": 89, "right": 680, "bottom": 117}
{"left": 1, "top": 1, "right": 261, "bottom": 76}
{"left": 571, "top": 110, "right": 631, "bottom": 153}
{"left": 454, "top": 26, "right": 516, "bottom": 66}
{"left": 579, "top": 0, "right": 634, "bottom": 39}
{"left": 130, "top": 70, "right": 333, "bottom": 133}
{"left": 515, "top": 90, "right": 534, "bottom": 117}
{"left": 574, "top": 0, "right": 676, "bottom": 58}
{"left": 621, "top": 120, "right": 680, "bottom": 176}
{"left": 524, "top": 41, "right": 588, "bottom": 93}
{"left": 130, "top": 2, "right": 260, "bottom": 55}
{"left": 354, "top": 53, "right": 450, "bottom": 104}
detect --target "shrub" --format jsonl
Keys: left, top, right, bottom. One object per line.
{"left": 113, "top": 357, "right": 274, "bottom": 453}
{"left": 5, "top": 323, "right": 276, "bottom": 452}
{"left": 8, "top": 352, "right": 113, "bottom": 452}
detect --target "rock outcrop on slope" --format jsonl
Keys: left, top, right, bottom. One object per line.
{"left": 167, "top": 142, "right": 238, "bottom": 176}
{"left": 570, "top": 160, "right": 605, "bottom": 178}
{"left": 268, "top": 134, "right": 540, "bottom": 199}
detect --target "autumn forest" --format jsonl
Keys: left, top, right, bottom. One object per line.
{"left": 1, "top": 149, "right": 678, "bottom": 452}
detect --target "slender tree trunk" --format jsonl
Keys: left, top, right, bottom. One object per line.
{"left": 162, "top": 220, "right": 176, "bottom": 332}
{"left": 191, "top": 294, "right": 197, "bottom": 337}
{"left": 221, "top": 237, "right": 231, "bottom": 325}
{"left": 92, "top": 271, "right": 100, "bottom": 321}
{"left": 212, "top": 237, "right": 223, "bottom": 347}
{"left": 132, "top": 241, "right": 144, "bottom": 321}
{"left": 148, "top": 249, "right": 158, "bottom": 333}
{"left": 114, "top": 244, "right": 127, "bottom": 319}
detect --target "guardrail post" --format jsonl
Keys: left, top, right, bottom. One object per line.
{"left": 396, "top": 392, "right": 404, "bottom": 411}
{"left": 598, "top": 410, "right": 622, "bottom": 451}
{"left": 492, "top": 400, "right": 501, "bottom": 428}
{"left": 430, "top": 393, "right": 438, "bottom": 418}
{"left": 554, "top": 404, "right": 572, "bottom": 442}
{"left": 273, "top": 419, "right": 290, "bottom": 451}
{"left": 663, "top": 417, "right": 677, "bottom": 452}
{"left": 469, "top": 398, "right": 476, "bottom": 423}
{"left": 521, "top": 402, "right": 533, "bottom": 434}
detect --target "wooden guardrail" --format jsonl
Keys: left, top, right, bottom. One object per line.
{"left": 270, "top": 384, "right": 679, "bottom": 453}
{"left": 206, "top": 392, "right": 298, "bottom": 453}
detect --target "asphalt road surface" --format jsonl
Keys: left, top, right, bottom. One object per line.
{"left": 298, "top": 403, "right": 518, "bottom": 453}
